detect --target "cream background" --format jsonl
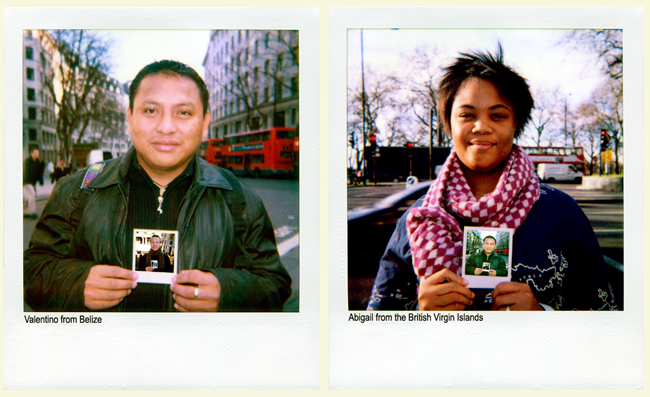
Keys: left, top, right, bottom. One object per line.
{"left": 2, "top": 1, "right": 646, "bottom": 394}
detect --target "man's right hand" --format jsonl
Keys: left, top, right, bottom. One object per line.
{"left": 418, "top": 268, "right": 474, "bottom": 311}
{"left": 84, "top": 265, "right": 138, "bottom": 310}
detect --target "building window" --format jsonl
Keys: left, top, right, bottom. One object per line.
{"left": 27, "top": 88, "right": 36, "bottom": 101}
{"left": 28, "top": 107, "right": 37, "bottom": 120}
{"left": 251, "top": 116, "right": 260, "bottom": 130}
{"left": 274, "top": 111, "right": 285, "bottom": 127}
{"left": 264, "top": 87, "right": 269, "bottom": 103}
{"left": 28, "top": 128, "right": 37, "bottom": 141}
{"left": 274, "top": 79, "right": 283, "bottom": 101}
{"left": 291, "top": 77, "right": 298, "bottom": 95}
{"left": 25, "top": 46, "right": 33, "bottom": 60}
{"left": 291, "top": 108, "right": 297, "bottom": 125}
{"left": 277, "top": 53, "right": 284, "bottom": 71}
{"left": 26, "top": 67, "right": 34, "bottom": 80}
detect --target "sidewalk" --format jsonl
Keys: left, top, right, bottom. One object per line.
{"left": 35, "top": 176, "right": 56, "bottom": 201}
{"left": 349, "top": 180, "right": 623, "bottom": 204}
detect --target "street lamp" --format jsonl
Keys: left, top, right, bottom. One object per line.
{"left": 564, "top": 93, "right": 572, "bottom": 147}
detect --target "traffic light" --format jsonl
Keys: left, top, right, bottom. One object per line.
{"left": 369, "top": 134, "right": 377, "bottom": 156}
{"left": 600, "top": 129, "right": 610, "bottom": 150}
{"left": 406, "top": 141, "right": 414, "bottom": 157}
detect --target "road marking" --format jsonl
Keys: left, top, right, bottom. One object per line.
{"left": 275, "top": 225, "right": 298, "bottom": 238}
{"left": 278, "top": 233, "right": 299, "bottom": 257}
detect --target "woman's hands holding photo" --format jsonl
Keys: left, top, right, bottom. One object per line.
{"left": 418, "top": 268, "right": 474, "bottom": 311}
{"left": 491, "top": 282, "right": 543, "bottom": 310}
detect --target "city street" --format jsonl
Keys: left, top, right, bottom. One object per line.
{"left": 23, "top": 176, "right": 300, "bottom": 311}
{"left": 348, "top": 181, "right": 623, "bottom": 256}
{"left": 347, "top": 181, "right": 624, "bottom": 310}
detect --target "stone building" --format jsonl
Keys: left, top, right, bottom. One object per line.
{"left": 202, "top": 30, "right": 299, "bottom": 139}
{"left": 23, "top": 29, "right": 58, "bottom": 164}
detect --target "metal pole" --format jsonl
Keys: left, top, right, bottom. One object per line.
{"left": 360, "top": 30, "right": 367, "bottom": 181}
{"left": 564, "top": 98, "right": 568, "bottom": 147}
{"left": 429, "top": 108, "right": 433, "bottom": 180}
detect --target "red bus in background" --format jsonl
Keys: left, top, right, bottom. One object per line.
{"left": 199, "top": 138, "right": 226, "bottom": 168}
{"left": 224, "top": 127, "right": 297, "bottom": 178}
{"left": 521, "top": 146, "right": 586, "bottom": 172}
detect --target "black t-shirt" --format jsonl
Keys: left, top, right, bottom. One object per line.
{"left": 123, "top": 157, "right": 194, "bottom": 311}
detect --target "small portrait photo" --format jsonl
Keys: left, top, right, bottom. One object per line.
{"left": 462, "top": 227, "right": 513, "bottom": 289}
{"left": 132, "top": 229, "right": 179, "bottom": 284}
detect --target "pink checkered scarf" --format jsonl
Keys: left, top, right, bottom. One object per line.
{"left": 406, "top": 145, "right": 540, "bottom": 280}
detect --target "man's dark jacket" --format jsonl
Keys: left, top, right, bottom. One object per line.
{"left": 24, "top": 149, "right": 292, "bottom": 312}
{"left": 465, "top": 250, "right": 507, "bottom": 277}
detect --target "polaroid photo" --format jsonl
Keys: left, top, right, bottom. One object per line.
{"left": 132, "top": 229, "right": 178, "bottom": 284}
{"left": 462, "top": 227, "right": 513, "bottom": 289}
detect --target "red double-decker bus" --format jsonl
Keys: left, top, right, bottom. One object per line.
{"left": 521, "top": 146, "right": 586, "bottom": 172}
{"left": 199, "top": 138, "right": 226, "bottom": 168}
{"left": 223, "top": 127, "right": 297, "bottom": 178}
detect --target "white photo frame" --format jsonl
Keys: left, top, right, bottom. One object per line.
{"left": 132, "top": 228, "right": 179, "bottom": 284}
{"left": 462, "top": 227, "right": 513, "bottom": 289}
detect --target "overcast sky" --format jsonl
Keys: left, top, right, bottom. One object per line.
{"left": 347, "top": 29, "right": 607, "bottom": 107}
{"left": 104, "top": 30, "right": 212, "bottom": 84}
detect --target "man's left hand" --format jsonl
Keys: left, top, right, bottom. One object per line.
{"left": 170, "top": 270, "right": 221, "bottom": 312}
{"left": 491, "top": 282, "right": 543, "bottom": 311}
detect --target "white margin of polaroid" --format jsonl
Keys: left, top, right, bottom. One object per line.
{"left": 462, "top": 226, "right": 514, "bottom": 289}
{"left": 132, "top": 228, "right": 179, "bottom": 284}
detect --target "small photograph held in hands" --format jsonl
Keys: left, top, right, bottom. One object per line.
{"left": 132, "top": 229, "right": 178, "bottom": 284}
{"left": 462, "top": 227, "right": 513, "bottom": 289}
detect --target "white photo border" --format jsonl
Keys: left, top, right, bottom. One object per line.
{"left": 329, "top": 6, "right": 643, "bottom": 389}
{"left": 462, "top": 227, "right": 513, "bottom": 289}
{"left": 4, "top": 7, "right": 320, "bottom": 390}
{"left": 132, "top": 228, "right": 179, "bottom": 284}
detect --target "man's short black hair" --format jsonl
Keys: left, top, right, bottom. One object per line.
{"left": 151, "top": 235, "right": 161, "bottom": 241}
{"left": 483, "top": 235, "right": 497, "bottom": 244}
{"left": 437, "top": 44, "right": 534, "bottom": 139}
{"left": 28, "top": 144, "right": 40, "bottom": 153}
{"left": 129, "top": 60, "right": 210, "bottom": 116}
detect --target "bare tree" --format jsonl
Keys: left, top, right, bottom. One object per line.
{"left": 39, "top": 30, "right": 114, "bottom": 163}
{"left": 563, "top": 29, "right": 622, "bottom": 82}
{"left": 592, "top": 79, "right": 623, "bottom": 173}
{"left": 210, "top": 31, "right": 298, "bottom": 131}
{"left": 574, "top": 102, "right": 600, "bottom": 174}
{"left": 523, "top": 88, "right": 560, "bottom": 146}
{"left": 347, "top": 68, "right": 398, "bottom": 169}
{"left": 395, "top": 45, "right": 447, "bottom": 146}
{"left": 561, "top": 29, "right": 623, "bottom": 173}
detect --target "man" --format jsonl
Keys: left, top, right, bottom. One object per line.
{"left": 24, "top": 60, "right": 292, "bottom": 312}
{"left": 137, "top": 235, "right": 172, "bottom": 273}
{"left": 23, "top": 145, "right": 44, "bottom": 218}
{"left": 465, "top": 236, "right": 507, "bottom": 277}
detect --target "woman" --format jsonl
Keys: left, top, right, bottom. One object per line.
{"left": 367, "top": 47, "right": 616, "bottom": 311}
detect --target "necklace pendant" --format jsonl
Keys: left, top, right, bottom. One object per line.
{"left": 157, "top": 196, "right": 163, "bottom": 215}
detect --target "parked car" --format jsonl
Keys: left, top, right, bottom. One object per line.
{"left": 537, "top": 163, "right": 584, "bottom": 183}
{"left": 86, "top": 149, "right": 113, "bottom": 166}
{"left": 348, "top": 181, "right": 433, "bottom": 279}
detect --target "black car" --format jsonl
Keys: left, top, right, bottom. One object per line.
{"left": 347, "top": 181, "right": 432, "bottom": 310}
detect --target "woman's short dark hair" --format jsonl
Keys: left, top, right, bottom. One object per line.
{"left": 437, "top": 45, "right": 534, "bottom": 139}
{"left": 128, "top": 60, "right": 210, "bottom": 116}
